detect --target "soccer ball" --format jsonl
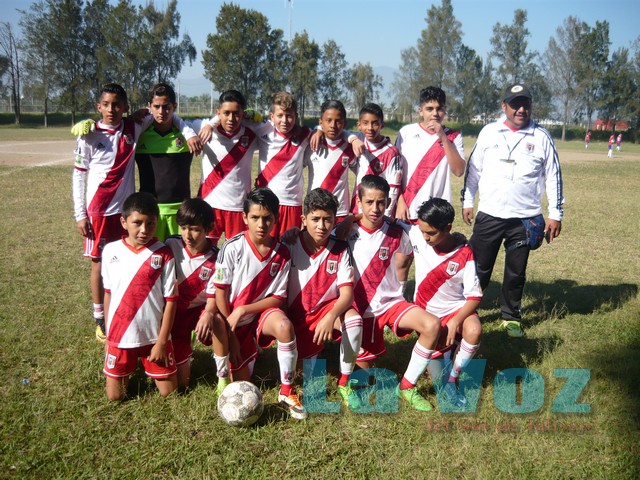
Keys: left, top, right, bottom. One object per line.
{"left": 217, "top": 381, "right": 264, "bottom": 427}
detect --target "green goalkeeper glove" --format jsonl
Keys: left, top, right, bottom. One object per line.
{"left": 244, "top": 108, "right": 263, "bottom": 123}
{"left": 71, "top": 119, "right": 96, "bottom": 136}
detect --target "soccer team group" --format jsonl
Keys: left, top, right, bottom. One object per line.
{"left": 72, "top": 81, "right": 563, "bottom": 419}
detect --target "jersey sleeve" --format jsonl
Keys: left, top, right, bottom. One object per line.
{"left": 399, "top": 227, "right": 414, "bottom": 256}
{"left": 213, "top": 240, "right": 235, "bottom": 288}
{"left": 543, "top": 136, "right": 564, "bottom": 221}
{"left": 462, "top": 132, "right": 485, "bottom": 209}
{"left": 72, "top": 138, "right": 91, "bottom": 221}
{"left": 453, "top": 132, "right": 465, "bottom": 158}
{"left": 462, "top": 249, "right": 483, "bottom": 300}
{"left": 172, "top": 114, "right": 197, "bottom": 140}
{"left": 337, "top": 246, "right": 355, "bottom": 288}
{"left": 161, "top": 251, "right": 178, "bottom": 300}
{"left": 268, "top": 253, "right": 290, "bottom": 300}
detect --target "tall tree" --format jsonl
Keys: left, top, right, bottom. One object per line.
{"left": 453, "top": 44, "right": 482, "bottom": 123}
{"left": 599, "top": 47, "right": 636, "bottom": 133}
{"left": 544, "top": 16, "right": 588, "bottom": 140}
{"left": 575, "top": 21, "right": 610, "bottom": 129}
{"left": 344, "top": 62, "right": 383, "bottom": 113}
{"left": 490, "top": 9, "right": 537, "bottom": 86}
{"left": 629, "top": 37, "right": 640, "bottom": 142}
{"left": 259, "top": 28, "right": 289, "bottom": 110}
{"left": 416, "top": 0, "right": 462, "bottom": 92}
{"left": 0, "top": 22, "right": 21, "bottom": 124}
{"left": 391, "top": 46, "right": 420, "bottom": 122}
{"left": 202, "top": 3, "right": 275, "bottom": 105}
{"left": 318, "top": 39, "right": 347, "bottom": 102}
{"left": 288, "top": 31, "right": 319, "bottom": 121}
{"left": 475, "top": 57, "right": 500, "bottom": 124}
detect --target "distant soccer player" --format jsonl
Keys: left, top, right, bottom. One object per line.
{"left": 213, "top": 188, "right": 307, "bottom": 420}
{"left": 286, "top": 188, "right": 363, "bottom": 409}
{"left": 409, "top": 198, "right": 483, "bottom": 407}
{"left": 101, "top": 192, "right": 178, "bottom": 401}
{"left": 394, "top": 86, "right": 465, "bottom": 222}
{"left": 165, "top": 198, "right": 230, "bottom": 393}
{"left": 616, "top": 133, "right": 622, "bottom": 151}
{"left": 608, "top": 134, "right": 615, "bottom": 158}
{"left": 584, "top": 130, "right": 591, "bottom": 149}
{"left": 350, "top": 103, "right": 402, "bottom": 218}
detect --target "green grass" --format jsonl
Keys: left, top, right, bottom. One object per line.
{"left": 0, "top": 131, "right": 639, "bottom": 478}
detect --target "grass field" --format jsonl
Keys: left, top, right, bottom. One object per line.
{"left": 0, "top": 128, "right": 639, "bottom": 479}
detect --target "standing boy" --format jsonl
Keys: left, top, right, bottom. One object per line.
{"left": 72, "top": 83, "right": 196, "bottom": 342}
{"left": 395, "top": 86, "right": 465, "bottom": 222}
{"left": 350, "top": 103, "right": 402, "bottom": 217}
{"left": 409, "top": 198, "right": 483, "bottom": 407}
{"left": 213, "top": 188, "right": 307, "bottom": 420}
{"left": 616, "top": 133, "right": 622, "bottom": 151}
{"left": 286, "top": 188, "right": 363, "bottom": 409}
{"left": 165, "top": 198, "right": 230, "bottom": 393}
{"left": 608, "top": 134, "right": 615, "bottom": 158}
{"left": 344, "top": 175, "right": 441, "bottom": 411}
{"left": 101, "top": 192, "right": 178, "bottom": 401}
{"left": 194, "top": 90, "right": 258, "bottom": 243}
{"left": 136, "top": 83, "right": 202, "bottom": 241}
{"left": 306, "top": 100, "right": 358, "bottom": 221}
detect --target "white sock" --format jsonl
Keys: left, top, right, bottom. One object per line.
{"left": 213, "top": 354, "right": 230, "bottom": 378}
{"left": 93, "top": 303, "right": 104, "bottom": 319}
{"left": 448, "top": 339, "right": 480, "bottom": 383}
{"left": 428, "top": 349, "right": 452, "bottom": 383}
{"left": 402, "top": 341, "right": 434, "bottom": 387}
{"left": 277, "top": 338, "right": 298, "bottom": 386}
{"left": 340, "top": 315, "right": 363, "bottom": 376}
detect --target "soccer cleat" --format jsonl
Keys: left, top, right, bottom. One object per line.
{"left": 215, "top": 377, "right": 231, "bottom": 397}
{"left": 501, "top": 320, "right": 524, "bottom": 338}
{"left": 397, "top": 386, "right": 433, "bottom": 412}
{"left": 95, "top": 324, "right": 106, "bottom": 343}
{"left": 443, "top": 381, "right": 467, "bottom": 408}
{"left": 338, "top": 383, "right": 364, "bottom": 411}
{"left": 278, "top": 392, "right": 308, "bottom": 420}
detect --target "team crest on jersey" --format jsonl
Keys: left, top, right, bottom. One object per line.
{"left": 374, "top": 160, "right": 383, "bottom": 174}
{"left": 269, "top": 262, "right": 280, "bottom": 276}
{"left": 326, "top": 259, "right": 338, "bottom": 275}
{"left": 525, "top": 143, "right": 535, "bottom": 153}
{"left": 446, "top": 261, "right": 459, "bottom": 276}
{"left": 378, "top": 246, "right": 389, "bottom": 260}
{"left": 107, "top": 354, "right": 116, "bottom": 369}
{"left": 124, "top": 134, "right": 134, "bottom": 145}
{"left": 150, "top": 254, "right": 163, "bottom": 270}
{"left": 240, "top": 135, "right": 249, "bottom": 147}
{"left": 175, "top": 136, "right": 184, "bottom": 148}
{"left": 199, "top": 266, "right": 212, "bottom": 281}
{"left": 341, "top": 155, "right": 350, "bottom": 167}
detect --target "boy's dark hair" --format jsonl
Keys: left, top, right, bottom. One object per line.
{"left": 243, "top": 188, "right": 279, "bottom": 218}
{"left": 219, "top": 89, "right": 247, "bottom": 109}
{"left": 272, "top": 91, "right": 297, "bottom": 113}
{"left": 177, "top": 198, "right": 215, "bottom": 229}
{"left": 419, "top": 86, "right": 446, "bottom": 106}
{"left": 303, "top": 188, "right": 339, "bottom": 216}
{"left": 358, "top": 174, "right": 390, "bottom": 199}
{"left": 417, "top": 198, "right": 455, "bottom": 230}
{"left": 100, "top": 83, "right": 128, "bottom": 104}
{"left": 321, "top": 99, "right": 346, "bottom": 118}
{"left": 148, "top": 82, "right": 177, "bottom": 104}
{"left": 359, "top": 103, "right": 384, "bottom": 122}
{"left": 122, "top": 192, "right": 159, "bottom": 219}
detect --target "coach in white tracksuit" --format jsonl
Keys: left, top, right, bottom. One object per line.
{"left": 460, "top": 84, "right": 564, "bottom": 337}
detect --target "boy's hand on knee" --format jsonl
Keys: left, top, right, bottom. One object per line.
{"left": 148, "top": 342, "right": 167, "bottom": 365}
{"left": 313, "top": 314, "right": 336, "bottom": 345}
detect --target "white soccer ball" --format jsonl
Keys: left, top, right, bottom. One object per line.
{"left": 217, "top": 381, "right": 264, "bottom": 427}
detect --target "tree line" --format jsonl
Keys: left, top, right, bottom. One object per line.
{"left": 1, "top": 0, "right": 638, "bottom": 139}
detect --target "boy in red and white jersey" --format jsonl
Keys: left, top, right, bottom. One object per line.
{"left": 214, "top": 188, "right": 307, "bottom": 420}
{"left": 192, "top": 90, "right": 258, "bottom": 244}
{"left": 101, "top": 192, "right": 178, "bottom": 401}
{"left": 286, "top": 188, "right": 363, "bottom": 409}
{"left": 165, "top": 198, "right": 230, "bottom": 393}
{"left": 305, "top": 100, "right": 358, "bottom": 222}
{"left": 73, "top": 83, "right": 197, "bottom": 342}
{"left": 343, "top": 175, "right": 440, "bottom": 412}
{"left": 395, "top": 86, "right": 465, "bottom": 222}
{"left": 350, "top": 103, "right": 402, "bottom": 217}
{"left": 408, "top": 198, "right": 483, "bottom": 407}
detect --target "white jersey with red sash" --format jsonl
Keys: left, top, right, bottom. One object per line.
{"left": 409, "top": 226, "right": 482, "bottom": 317}
{"left": 348, "top": 219, "right": 412, "bottom": 318}
{"left": 165, "top": 237, "right": 218, "bottom": 310}
{"left": 253, "top": 122, "right": 312, "bottom": 207}
{"left": 395, "top": 123, "right": 464, "bottom": 219}
{"left": 195, "top": 121, "right": 257, "bottom": 212}
{"left": 351, "top": 135, "right": 403, "bottom": 216}
{"left": 101, "top": 238, "right": 177, "bottom": 348}
{"left": 287, "top": 232, "right": 354, "bottom": 319}
{"left": 213, "top": 232, "right": 291, "bottom": 327}
{"left": 306, "top": 137, "right": 357, "bottom": 217}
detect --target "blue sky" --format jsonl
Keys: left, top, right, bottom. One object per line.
{"left": 4, "top": 0, "right": 639, "bottom": 97}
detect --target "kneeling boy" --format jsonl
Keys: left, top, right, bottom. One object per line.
{"left": 286, "top": 188, "right": 363, "bottom": 409}
{"left": 213, "top": 188, "right": 307, "bottom": 420}
{"left": 101, "top": 192, "right": 178, "bottom": 400}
